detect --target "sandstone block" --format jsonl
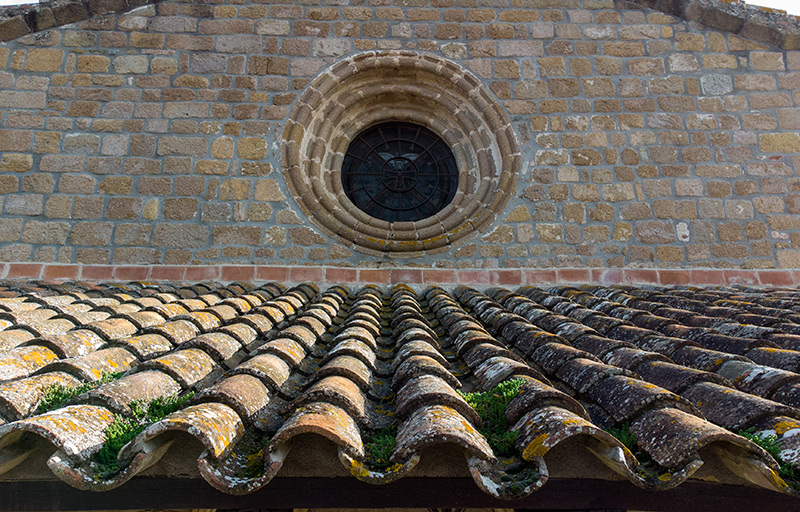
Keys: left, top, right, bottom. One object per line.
{"left": 114, "top": 55, "right": 149, "bottom": 74}
{"left": 106, "top": 197, "right": 142, "bottom": 219}
{"left": 537, "top": 224, "right": 562, "bottom": 243}
{"left": 248, "top": 204, "right": 272, "bottom": 222}
{"left": 69, "top": 221, "right": 112, "bottom": 246}
{"left": 213, "top": 225, "right": 262, "bottom": 245}
{"left": 211, "top": 137, "right": 234, "bottom": 159}
{"left": 44, "top": 195, "right": 71, "bottom": 219}
{"left": 0, "top": 153, "right": 32, "bottom": 172}
{"left": 0, "top": 130, "right": 32, "bottom": 152}
{"left": 98, "top": 176, "right": 132, "bottom": 195}
{"left": 725, "top": 199, "right": 755, "bottom": 219}
{"left": 142, "top": 198, "right": 159, "bottom": 220}
{"left": 24, "top": 49, "right": 64, "bottom": 72}
{"left": 254, "top": 179, "right": 286, "bottom": 201}
{"left": 603, "top": 183, "right": 635, "bottom": 202}
{"left": 194, "top": 160, "right": 227, "bottom": 176}
{"left": 264, "top": 226, "right": 287, "bottom": 245}
{"left": 5, "top": 194, "right": 42, "bottom": 216}
{"left": 22, "top": 174, "right": 54, "bottom": 194}
{"left": 113, "top": 248, "right": 160, "bottom": 265}
{"left": 288, "top": 227, "right": 326, "bottom": 246}
{"left": 237, "top": 137, "right": 268, "bottom": 160}
{"left": 153, "top": 224, "right": 209, "bottom": 247}
{"left": 777, "top": 250, "right": 800, "bottom": 268}
{"left": 505, "top": 206, "right": 530, "bottom": 222}
{"left": 219, "top": 179, "right": 251, "bottom": 200}
{"left": 635, "top": 220, "right": 675, "bottom": 243}
{"left": 653, "top": 199, "right": 697, "bottom": 219}
{"left": 114, "top": 223, "right": 151, "bottom": 246}
{"left": 760, "top": 133, "right": 800, "bottom": 153}
{"left": 751, "top": 51, "right": 785, "bottom": 71}
{"left": 0, "top": 218, "right": 23, "bottom": 242}
{"left": 22, "top": 220, "right": 70, "bottom": 244}
{"left": 157, "top": 137, "right": 208, "bottom": 157}
{"left": 256, "top": 20, "right": 290, "bottom": 36}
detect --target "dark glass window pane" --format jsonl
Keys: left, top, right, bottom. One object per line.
{"left": 341, "top": 122, "right": 458, "bottom": 223}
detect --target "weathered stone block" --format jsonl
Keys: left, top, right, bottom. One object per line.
{"left": 69, "top": 221, "right": 112, "bottom": 246}
{"left": 254, "top": 179, "right": 286, "bottom": 201}
{"left": 22, "top": 220, "right": 70, "bottom": 244}
{"left": 153, "top": 224, "right": 209, "bottom": 247}
{"left": 0, "top": 218, "right": 23, "bottom": 242}
{"left": 635, "top": 220, "right": 675, "bottom": 243}
{"left": 5, "top": 194, "right": 42, "bottom": 216}
{"left": 0, "top": 154, "right": 33, "bottom": 173}
{"left": 213, "top": 226, "right": 262, "bottom": 245}
{"left": 760, "top": 133, "right": 800, "bottom": 153}
{"left": 114, "top": 224, "right": 152, "bottom": 246}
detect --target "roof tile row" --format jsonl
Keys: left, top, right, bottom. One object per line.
{"left": 0, "top": 280, "right": 795, "bottom": 499}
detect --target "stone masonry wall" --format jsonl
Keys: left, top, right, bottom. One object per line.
{"left": 0, "top": 0, "right": 799, "bottom": 271}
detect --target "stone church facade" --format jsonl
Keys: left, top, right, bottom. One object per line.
{"left": 0, "top": 0, "right": 799, "bottom": 284}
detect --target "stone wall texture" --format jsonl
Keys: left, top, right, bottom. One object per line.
{"left": 0, "top": 0, "right": 800, "bottom": 271}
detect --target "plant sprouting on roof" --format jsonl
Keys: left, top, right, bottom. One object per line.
{"left": 37, "top": 372, "right": 122, "bottom": 414}
{"left": 458, "top": 378, "right": 526, "bottom": 457}
{"left": 93, "top": 393, "right": 195, "bottom": 478}
{"left": 363, "top": 425, "right": 398, "bottom": 470}
{"left": 737, "top": 427, "right": 799, "bottom": 486}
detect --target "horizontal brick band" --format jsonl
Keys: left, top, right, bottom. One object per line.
{"left": 1, "top": 263, "right": 797, "bottom": 287}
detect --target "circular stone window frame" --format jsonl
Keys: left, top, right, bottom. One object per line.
{"left": 281, "top": 51, "right": 521, "bottom": 256}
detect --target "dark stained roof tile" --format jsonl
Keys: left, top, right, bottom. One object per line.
{"left": 291, "top": 375, "right": 369, "bottom": 426}
{"left": 394, "top": 374, "right": 478, "bottom": 424}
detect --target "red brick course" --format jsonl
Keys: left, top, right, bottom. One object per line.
{"left": 5, "top": 264, "right": 794, "bottom": 287}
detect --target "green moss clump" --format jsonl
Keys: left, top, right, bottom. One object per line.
{"left": 458, "top": 378, "right": 526, "bottom": 457}
{"left": 363, "top": 426, "right": 397, "bottom": 470}
{"left": 604, "top": 423, "right": 671, "bottom": 476}
{"left": 240, "top": 434, "right": 272, "bottom": 478}
{"left": 93, "top": 393, "right": 194, "bottom": 478}
{"left": 37, "top": 372, "right": 122, "bottom": 414}
{"left": 738, "top": 427, "right": 799, "bottom": 485}
{"left": 604, "top": 423, "right": 638, "bottom": 453}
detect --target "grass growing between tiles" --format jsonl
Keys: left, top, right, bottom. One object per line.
{"left": 603, "top": 423, "right": 671, "bottom": 478}
{"left": 363, "top": 426, "right": 398, "bottom": 470}
{"left": 93, "top": 393, "right": 195, "bottom": 478}
{"left": 37, "top": 372, "right": 122, "bottom": 414}
{"left": 458, "top": 378, "right": 526, "bottom": 457}
{"left": 737, "top": 427, "right": 800, "bottom": 487}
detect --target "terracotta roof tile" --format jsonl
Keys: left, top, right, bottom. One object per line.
{"left": 0, "top": 280, "right": 797, "bottom": 500}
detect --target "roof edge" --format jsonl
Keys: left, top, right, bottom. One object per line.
{"left": 0, "top": 477, "right": 797, "bottom": 510}
{"left": 625, "top": 0, "right": 800, "bottom": 50}
{"left": 1, "top": 0, "right": 800, "bottom": 47}
{"left": 0, "top": 0, "right": 162, "bottom": 43}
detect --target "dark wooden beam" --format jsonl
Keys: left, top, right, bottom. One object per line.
{"left": 0, "top": 477, "right": 797, "bottom": 511}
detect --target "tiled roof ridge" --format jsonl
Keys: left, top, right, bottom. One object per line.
{"left": 0, "top": 0, "right": 799, "bottom": 48}
{"left": 0, "top": 280, "right": 798, "bottom": 499}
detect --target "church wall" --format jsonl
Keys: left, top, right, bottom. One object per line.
{"left": 0, "top": 0, "right": 799, "bottom": 273}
